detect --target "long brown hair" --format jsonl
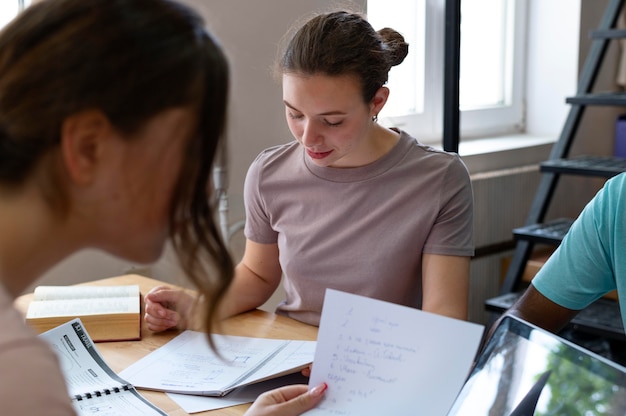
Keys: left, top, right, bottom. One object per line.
{"left": 0, "top": 0, "right": 234, "bottom": 343}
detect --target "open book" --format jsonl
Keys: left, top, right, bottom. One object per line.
{"left": 26, "top": 285, "right": 141, "bottom": 342}
{"left": 119, "top": 330, "right": 317, "bottom": 397}
{"left": 40, "top": 318, "right": 166, "bottom": 416}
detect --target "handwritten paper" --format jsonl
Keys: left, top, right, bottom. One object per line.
{"left": 119, "top": 331, "right": 315, "bottom": 396}
{"left": 306, "top": 289, "right": 484, "bottom": 416}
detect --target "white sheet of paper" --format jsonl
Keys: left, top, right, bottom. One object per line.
{"left": 243, "top": 339, "right": 316, "bottom": 383}
{"left": 167, "top": 372, "right": 309, "bottom": 413}
{"left": 119, "top": 331, "right": 287, "bottom": 395}
{"left": 120, "top": 331, "right": 315, "bottom": 396}
{"left": 305, "top": 289, "right": 484, "bottom": 416}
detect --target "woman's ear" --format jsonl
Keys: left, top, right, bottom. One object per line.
{"left": 60, "top": 110, "right": 112, "bottom": 185}
{"left": 370, "top": 86, "right": 390, "bottom": 118}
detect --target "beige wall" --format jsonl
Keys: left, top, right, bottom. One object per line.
{"left": 29, "top": 1, "right": 367, "bottom": 311}
{"left": 30, "top": 2, "right": 616, "bottom": 319}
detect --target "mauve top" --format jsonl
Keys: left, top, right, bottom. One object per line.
{"left": 0, "top": 282, "right": 75, "bottom": 415}
{"left": 244, "top": 130, "right": 474, "bottom": 325}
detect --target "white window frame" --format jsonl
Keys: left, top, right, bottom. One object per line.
{"left": 0, "top": 0, "right": 29, "bottom": 28}
{"left": 368, "top": 0, "right": 528, "bottom": 145}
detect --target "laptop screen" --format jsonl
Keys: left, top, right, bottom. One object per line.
{"left": 447, "top": 315, "right": 626, "bottom": 415}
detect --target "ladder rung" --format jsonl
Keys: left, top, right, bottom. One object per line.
{"left": 591, "top": 29, "right": 626, "bottom": 39}
{"left": 513, "top": 218, "right": 574, "bottom": 245}
{"left": 566, "top": 93, "right": 626, "bottom": 106}
{"left": 540, "top": 155, "right": 626, "bottom": 178}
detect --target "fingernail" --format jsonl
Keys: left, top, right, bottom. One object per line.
{"left": 310, "top": 382, "right": 327, "bottom": 396}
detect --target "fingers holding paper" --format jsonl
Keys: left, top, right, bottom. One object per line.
{"left": 245, "top": 383, "right": 327, "bottom": 416}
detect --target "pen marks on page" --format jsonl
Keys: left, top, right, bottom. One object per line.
{"left": 321, "top": 306, "right": 419, "bottom": 409}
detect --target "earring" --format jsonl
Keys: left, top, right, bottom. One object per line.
{"left": 372, "top": 115, "right": 378, "bottom": 122}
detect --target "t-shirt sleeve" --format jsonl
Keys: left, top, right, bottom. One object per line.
{"left": 243, "top": 153, "right": 279, "bottom": 244}
{"left": 423, "top": 155, "right": 474, "bottom": 256}
{"left": 0, "top": 338, "right": 76, "bottom": 415}
{"left": 532, "top": 176, "right": 621, "bottom": 310}
{"left": 0, "top": 298, "right": 75, "bottom": 416}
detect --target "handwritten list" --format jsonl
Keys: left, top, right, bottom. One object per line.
{"left": 306, "top": 289, "right": 484, "bottom": 416}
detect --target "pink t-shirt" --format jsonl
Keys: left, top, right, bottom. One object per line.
{"left": 0, "top": 284, "right": 75, "bottom": 415}
{"left": 244, "top": 130, "right": 474, "bottom": 325}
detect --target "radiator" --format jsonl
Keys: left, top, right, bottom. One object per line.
{"left": 471, "top": 164, "right": 541, "bottom": 248}
{"left": 468, "top": 164, "right": 541, "bottom": 324}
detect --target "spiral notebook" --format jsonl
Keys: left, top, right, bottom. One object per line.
{"left": 39, "top": 318, "right": 166, "bottom": 416}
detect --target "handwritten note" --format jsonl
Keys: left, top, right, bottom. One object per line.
{"left": 306, "top": 289, "right": 484, "bottom": 416}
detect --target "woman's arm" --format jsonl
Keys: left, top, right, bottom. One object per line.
{"left": 482, "top": 285, "right": 579, "bottom": 348}
{"left": 217, "top": 239, "right": 283, "bottom": 319}
{"left": 144, "top": 239, "right": 283, "bottom": 331}
{"left": 421, "top": 253, "right": 470, "bottom": 320}
{"left": 504, "top": 284, "right": 579, "bottom": 333}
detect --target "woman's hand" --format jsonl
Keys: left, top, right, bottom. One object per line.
{"left": 245, "top": 383, "right": 327, "bottom": 416}
{"left": 143, "top": 286, "right": 196, "bottom": 332}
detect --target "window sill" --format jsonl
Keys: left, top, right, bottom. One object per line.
{"left": 456, "top": 134, "right": 556, "bottom": 174}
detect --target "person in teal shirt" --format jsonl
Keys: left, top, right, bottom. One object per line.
{"left": 501, "top": 172, "right": 626, "bottom": 334}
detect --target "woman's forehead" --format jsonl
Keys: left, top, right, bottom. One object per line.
{"left": 282, "top": 73, "right": 363, "bottom": 112}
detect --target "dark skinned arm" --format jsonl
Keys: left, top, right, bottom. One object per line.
{"left": 484, "top": 285, "right": 580, "bottom": 347}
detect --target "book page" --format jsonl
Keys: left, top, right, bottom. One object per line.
{"left": 161, "top": 342, "right": 315, "bottom": 413}
{"left": 27, "top": 285, "right": 140, "bottom": 319}
{"left": 27, "top": 297, "right": 139, "bottom": 318}
{"left": 39, "top": 318, "right": 166, "bottom": 416}
{"left": 33, "top": 285, "right": 139, "bottom": 301}
{"left": 305, "top": 289, "right": 484, "bottom": 416}
{"left": 242, "top": 339, "right": 316, "bottom": 384}
{"left": 119, "top": 331, "right": 309, "bottom": 396}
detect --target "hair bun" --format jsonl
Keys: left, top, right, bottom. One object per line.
{"left": 378, "top": 27, "right": 409, "bottom": 67}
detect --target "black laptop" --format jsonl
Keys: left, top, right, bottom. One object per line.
{"left": 447, "top": 315, "right": 626, "bottom": 415}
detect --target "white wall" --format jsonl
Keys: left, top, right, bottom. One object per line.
{"left": 525, "top": 0, "right": 580, "bottom": 137}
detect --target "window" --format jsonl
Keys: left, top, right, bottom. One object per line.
{"left": 367, "top": 0, "right": 527, "bottom": 145}
{"left": 0, "top": 0, "right": 30, "bottom": 28}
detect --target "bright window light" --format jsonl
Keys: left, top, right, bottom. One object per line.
{"left": 460, "top": 0, "right": 513, "bottom": 109}
{"left": 367, "top": 0, "right": 425, "bottom": 116}
{"left": 0, "top": 1, "right": 30, "bottom": 28}
{"left": 367, "top": 0, "right": 526, "bottom": 143}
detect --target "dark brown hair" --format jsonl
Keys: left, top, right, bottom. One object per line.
{"left": 0, "top": 0, "right": 233, "bottom": 341}
{"left": 280, "top": 11, "right": 409, "bottom": 102}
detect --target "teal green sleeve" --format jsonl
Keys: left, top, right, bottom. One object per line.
{"left": 532, "top": 173, "right": 626, "bottom": 311}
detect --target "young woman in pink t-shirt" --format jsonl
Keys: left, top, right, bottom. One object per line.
{"left": 146, "top": 9, "right": 473, "bottom": 347}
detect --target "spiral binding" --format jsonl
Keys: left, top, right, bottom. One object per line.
{"left": 74, "top": 384, "right": 131, "bottom": 401}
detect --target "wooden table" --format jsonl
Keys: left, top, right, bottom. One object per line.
{"left": 14, "top": 274, "right": 318, "bottom": 415}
